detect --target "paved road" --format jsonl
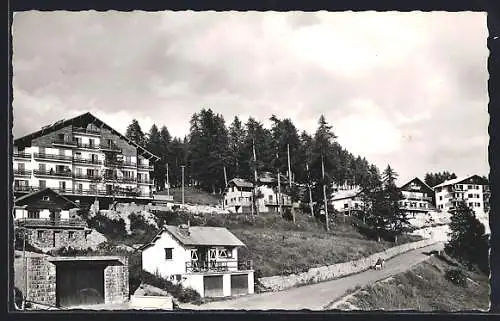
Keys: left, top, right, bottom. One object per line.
{"left": 181, "top": 242, "right": 444, "bottom": 311}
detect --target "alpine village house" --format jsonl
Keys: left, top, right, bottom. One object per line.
{"left": 141, "top": 224, "right": 254, "bottom": 298}
{"left": 13, "top": 112, "right": 160, "bottom": 211}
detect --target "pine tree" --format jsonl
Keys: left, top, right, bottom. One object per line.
{"left": 125, "top": 119, "right": 146, "bottom": 146}
{"left": 146, "top": 124, "right": 163, "bottom": 189}
{"left": 310, "top": 115, "right": 337, "bottom": 222}
{"left": 228, "top": 116, "right": 246, "bottom": 179}
{"left": 445, "top": 201, "right": 489, "bottom": 273}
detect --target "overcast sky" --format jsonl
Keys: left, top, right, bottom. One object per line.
{"left": 12, "top": 11, "right": 489, "bottom": 184}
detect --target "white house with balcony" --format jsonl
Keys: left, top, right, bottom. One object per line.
{"left": 330, "top": 187, "right": 364, "bottom": 214}
{"left": 434, "top": 175, "right": 490, "bottom": 215}
{"left": 223, "top": 178, "right": 254, "bottom": 213}
{"left": 140, "top": 224, "right": 254, "bottom": 298}
{"left": 398, "top": 177, "right": 436, "bottom": 216}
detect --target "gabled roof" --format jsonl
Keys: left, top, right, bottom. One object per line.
{"left": 141, "top": 225, "right": 246, "bottom": 250}
{"left": 331, "top": 188, "right": 362, "bottom": 201}
{"left": 433, "top": 175, "right": 484, "bottom": 189}
{"left": 258, "top": 171, "right": 289, "bottom": 185}
{"left": 228, "top": 178, "right": 254, "bottom": 188}
{"left": 14, "top": 112, "right": 160, "bottom": 162}
{"left": 399, "top": 177, "right": 433, "bottom": 193}
{"left": 15, "top": 188, "right": 80, "bottom": 209}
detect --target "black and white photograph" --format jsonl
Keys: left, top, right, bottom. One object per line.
{"left": 10, "top": 10, "right": 491, "bottom": 311}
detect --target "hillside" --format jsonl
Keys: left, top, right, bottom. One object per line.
{"left": 329, "top": 254, "right": 489, "bottom": 311}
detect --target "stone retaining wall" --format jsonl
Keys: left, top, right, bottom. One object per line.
{"left": 258, "top": 238, "right": 436, "bottom": 292}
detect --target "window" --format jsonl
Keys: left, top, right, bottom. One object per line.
{"left": 59, "top": 181, "right": 66, "bottom": 192}
{"left": 39, "top": 163, "right": 46, "bottom": 172}
{"left": 59, "top": 149, "right": 65, "bottom": 156}
{"left": 77, "top": 184, "right": 83, "bottom": 192}
{"left": 39, "top": 180, "right": 46, "bottom": 188}
{"left": 28, "top": 210, "right": 40, "bottom": 219}
{"left": 439, "top": 196, "right": 443, "bottom": 201}
{"left": 175, "top": 275, "right": 182, "bottom": 282}
{"left": 42, "top": 195, "right": 50, "bottom": 201}
{"left": 164, "top": 248, "right": 173, "bottom": 260}
{"left": 468, "top": 185, "right": 472, "bottom": 189}
{"left": 68, "top": 231, "right": 75, "bottom": 240}
{"left": 468, "top": 203, "right": 473, "bottom": 208}
{"left": 468, "top": 194, "right": 473, "bottom": 198}
{"left": 76, "top": 168, "right": 82, "bottom": 176}
{"left": 190, "top": 249, "right": 198, "bottom": 260}
{"left": 89, "top": 139, "right": 95, "bottom": 147}
{"left": 89, "top": 184, "right": 97, "bottom": 192}
{"left": 476, "top": 202, "right": 481, "bottom": 207}
{"left": 268, "top": 195, "right": 273, "bottom": 201}
{"left": 91, "top": 154, "right": 98, "bottom": 163}
{"left": 218, "top": 248, "right": 228, "bottom": 258}
{"left": 37, "top": 230, "right": 44, "bottom": 239}
{"left": 344, "top": 203, "right": 349, "bottom": 209}
{"left": 39, "top": 147, "right": 45, "bottom": 155}
{"left": 18, "top": 163, "right": 25, "bottom": 171}
{"left": 475, "top": 185, "right": 479, "bottom": 190}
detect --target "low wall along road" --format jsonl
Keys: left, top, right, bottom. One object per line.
{"left": 258, "top": 238, "right": 437, "bottom": 292}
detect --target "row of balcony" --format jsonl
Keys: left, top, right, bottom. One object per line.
{"left": 14, "top": 153, "right": 153, "bottom": 170}
{"left": 15, "top": 169, "right": 154, "bottom": 184}
{"left": 52, "top": 139, "right": 122, "bottom": 152}
{"left": 185, "top": 260, "right": 253, "bottom": 273}
{"left": 13, "top": 185, "right": 154, "bottom": 198}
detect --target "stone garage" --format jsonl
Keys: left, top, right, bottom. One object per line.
{"left": 23, "top": 255, "right": 128, "bottom": 308}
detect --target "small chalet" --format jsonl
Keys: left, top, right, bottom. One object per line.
{"left": 223, "top": 178, "right": 254, "bottom": 213}
{"left": 13, "top": 188, "right": 90, "bottom": 250}
{"left": 141, "top": 224, "right": 254, "bottom": 298}
{"left": 331, "top": 187, "right": 364, "bottom": 214}
{"left": 398, "top": 177, "right": 435, "bottom": 216}
{"left": 256, "top": 171, "right": 293, "bottom": 213}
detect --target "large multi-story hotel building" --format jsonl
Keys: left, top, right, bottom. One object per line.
{"left": 398, "top": 177, "right": 436, "bottom": 216}
{"left": 434, "top": 175, "right": 490, "bottom": 215}
{"left": 13, "top": 112, "right": 160, "bottom": 209}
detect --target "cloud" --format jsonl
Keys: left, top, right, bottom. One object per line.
{"left": 12, "top": 11, "right": 489, "bottom": 183}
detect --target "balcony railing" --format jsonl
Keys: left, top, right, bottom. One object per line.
{"left": 73, "top": 173, "right": 102, "bottom": 181}
{"left": 137, "top": 164, "right": 154, "bottom": 171}
{"left": 122, "top": 161, "right": 137, "bottom": 168}
{"left": 404, "top": 195, "right": 432, "bottom": 202}
{"left": 73, "top": 127, "right": 101, "bottom": 136}
{"left": 13, "top": 152, "right": 32, "bottom": 159}
{"left": 33, "top": 169, "right": 73, "bottom": 178}
{"left": 15, "top": 218, "right": 87, "bottom": 228}
{"left": 76, "top": 142, "right": 100, "bottom": 150}
{"left": 99, "top": 144, "right": 122, "bottom": 152}
{"left": 13, "top": 185, "right": 154, "bottom": 199}
{"left": 34, "top": 153, "right": 73, "bottom": 162}
{"left": 52, "top": 139, "right": 77, "bottom": 147}
{"left": 14, "top": 169, "right": 32, "bottom": 176}
{"left": 185, "top": 260, "right": 253, "bottom": 273}
{"left": 264, "top": 199, "right": 293, "bottom": 206}
{"left": 73, "top": 157, "right": 102, "bottom": 165}
{"left": 104, "top": 160, "right": 123, "bottom": 167}
{"left": 137, "top": 179, "right": 154, "bottom": 185}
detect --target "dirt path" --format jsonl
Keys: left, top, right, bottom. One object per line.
{"left": 180, "top": 242, "right": 443, "bottom": 311}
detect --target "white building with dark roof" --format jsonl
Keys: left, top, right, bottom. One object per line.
{"left": 434, "top": 174, "right": 490, "bottom": 215}
{"left": 13, "top": 112, "right": 160, "bottom": 210}
{"left": 330, "top": 187, "right": 364, "bottom": 214}
{"left": 140, "top": 224, "right": 254, "bottom": 298}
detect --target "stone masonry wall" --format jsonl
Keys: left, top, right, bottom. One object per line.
{"left": 27, "top": 228, "right": 89, "bottom": 251}
{"left": 104, "top": 257, "right": 129, "bottom": 304}
{"left": 258, "top": 238, "right": 436, "bottom": 292}
{"left": 26, "top": 257, "right": 57, "bottom": 306}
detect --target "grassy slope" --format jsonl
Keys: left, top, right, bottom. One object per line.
{"left": 232, "top": 213, "right": 422, "bottom": 277}
{"left": 157, "top": 187, "right": 222, "bottom": 206}
{"left": 335, "top": 256, "right": 489, "bottom": 311}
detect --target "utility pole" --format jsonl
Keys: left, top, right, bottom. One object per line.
{"left": 252, "top": 139, "right": 258, "bottom": 216}
{"left": 306, "top": 163, "right": 314, "bottom": 217}
{"left": 287, "top": 144, "right": 295, "bottom": 224}
{"left": 181, "top": 165, "right": 185, "bottom": 205}
{"left": 166, "top": 163, "right": 170, "bottom": 196}
{"left": 278, "top": 170, "right": 282, "bottom": 215}
{"left": 322, "top": 155, "right": 330, "bottom": 232}
{"left": 223, "top": 166, "right": 228, "bottom": 188}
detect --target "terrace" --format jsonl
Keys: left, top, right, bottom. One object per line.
{"left": 185, "top": 260, "right": 253, "bottom": 273}
{"left": 13, "top": 152, "right": 32, "bottom": 159}
{"left": 14, "top": 169, "right": 32, "bottom": 177}
{"left": 73, "top": 157, "right": 103, "bottom": 165}
{"left": 34, "top": 153, "right": 73, "bottom": 162}
{"left": 33, "top": 169, "right": 73, "bottom": 178}
{"left": 15, "top": 217, "right": 88, "bottom": 228}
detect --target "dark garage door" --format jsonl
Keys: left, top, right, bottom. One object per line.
{"left": 231, "top": 274, "right": 248, "bottom": 296}
{"left": 204, "top": 275, "right": 224, "bottom": 297}
{"left": 56, "top": 264, "right": 105, "bottom": 307}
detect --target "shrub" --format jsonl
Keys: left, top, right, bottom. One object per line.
{"left": 14, "top": 287, "right": 23, "bottom": 309}
{"left": 445, "top": 269, "right": 467, "bottom": 287}
{"left": 87, "top": 214, "right": 127, "bottom": 240}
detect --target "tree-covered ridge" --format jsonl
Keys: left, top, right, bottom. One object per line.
{"left": 131, "top": 109, "right": 381, "bottom": 197}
